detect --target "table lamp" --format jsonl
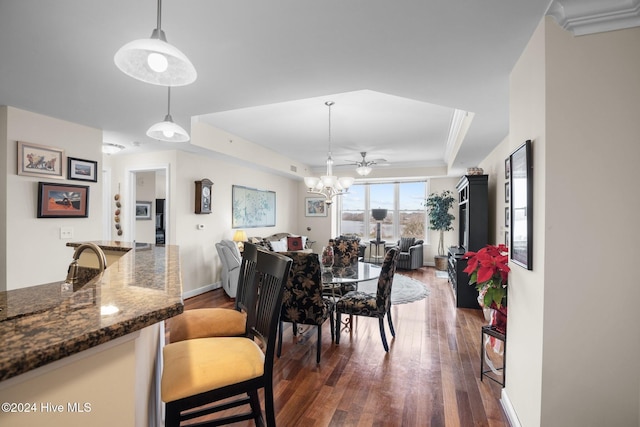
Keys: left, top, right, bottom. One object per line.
{"left": 233, "top": 229, "right": 247, "bottom": 251}
{"left": 371, "top": 209, "right": 388, "bottom": 242}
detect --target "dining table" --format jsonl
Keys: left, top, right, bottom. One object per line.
{"left": 321, "top": 261, "right": 382, "bottom": 300}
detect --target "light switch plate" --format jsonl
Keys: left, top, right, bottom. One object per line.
{"left": 60, "top": 226, "right": 73, "bottom": 239}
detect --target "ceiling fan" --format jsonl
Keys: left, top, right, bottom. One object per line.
{"left": 340, "top": 152, "right": 389, "bottom": 176}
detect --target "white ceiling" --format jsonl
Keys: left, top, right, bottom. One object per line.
{"left": 1, "top": 1, "right": 635, "bottom": 175}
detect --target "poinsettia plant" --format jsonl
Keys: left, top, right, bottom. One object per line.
{"left": 463, "top": 244, "right": 510, "bottom": 308}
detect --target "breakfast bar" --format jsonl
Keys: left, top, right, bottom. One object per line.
{"left": 0, "top": 241, "right": 183, "bottom": 426}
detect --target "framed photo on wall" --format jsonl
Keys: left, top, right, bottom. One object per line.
{"left": 37, "top": 182, "right": 89, "bottom": 218}
{"left": 509, "top": 139, "right": 533, "bottom": 270}
{"left": 68, "top": 157, "right": 98, "bottom": 182}
{"left": 136, "top": 201, "right": 152, "bottom": 220}
{"left": 305, "top": 197, "right": 327, "bottom": 217}
{"left": 18, "top": 141, "right": 65, "bottom": 179}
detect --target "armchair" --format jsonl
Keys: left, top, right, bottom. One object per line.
{"left": 215, "top": 239, "right": 241, "bottom": 297}
{"left": 394, "top": 237, "right": 424, "bottom": 270}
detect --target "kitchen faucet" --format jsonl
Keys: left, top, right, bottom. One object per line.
{"left": 65, "top": 242, "right": 107, "bottom": 286}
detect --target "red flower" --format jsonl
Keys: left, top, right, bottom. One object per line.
{"left": 463, "top": 244, "right": 510, "bottom": 308}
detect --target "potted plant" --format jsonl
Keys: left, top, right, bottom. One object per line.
{"left": 463, "top": 244, "right": 510, "bottom": 331}
{"left": 425, "top": 190, "right": 456, "bottom": 270}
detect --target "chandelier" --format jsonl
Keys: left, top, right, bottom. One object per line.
{"left": 304, "top": 101, "right": 354, "bottom": 205}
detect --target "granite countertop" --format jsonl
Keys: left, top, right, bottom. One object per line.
{"left": 0, "top": 241, "right": 183, "bottom": 382}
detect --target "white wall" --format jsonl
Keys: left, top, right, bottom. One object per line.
{"left": 540, "top": 19, "right": 640, "bottom": 427}
{"left": 494, "top": 17, "right": 640, "bottom": 427}
{"left": 135, "top": 171, "right": 156, "bottom": 244}
{"left": 1, "top": 107, "right": 103, "bottom": 291}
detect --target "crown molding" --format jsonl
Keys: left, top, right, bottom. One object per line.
{"left": 547, "top": 0, "right": 640, "bottom": 36}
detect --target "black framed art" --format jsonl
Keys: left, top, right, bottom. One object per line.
{"left": 509, "top": 139, "right": 533, "bottom": 270}
{"left": 37, "top": 182, "right": 89, "bottom": 218}
{"left": 68, "top": 157, "right": 98, "bottom": 182}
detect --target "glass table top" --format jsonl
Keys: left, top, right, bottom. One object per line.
{"left": 321, "top": 261, "right": 381, "bottom": 285}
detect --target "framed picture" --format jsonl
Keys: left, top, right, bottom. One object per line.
{"left": 505, "top": 207, "right": 509, "bottom": 227}
{"left": 68, "top": 157, "right": 98, "bottom": 182}
{"left": 509, "top": 139, "right": 533, "bottom": 270}
{"left": 37, "top": 182, "right": 89, "bottom": 218}
{"left": 505, "top": 157, "right": 510, "bottom": 180}
{"left": 305, "top": 197, "right": 327, "bottom": 217}
{"left": 505, "top": 182, "right": 510, "bottom": 203}
{"left": 136, "top": 201, "right": 152, "bottom": 220}
{"left": 505, "top": 231, "right": 509, "bottom": 246}
{"left": 232, "top": 185, "right": 276, "bottom": 228}
{"left": 18, "top": 141, "right": 65, "bottom": 179}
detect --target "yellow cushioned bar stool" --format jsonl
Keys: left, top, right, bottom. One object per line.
{"left": 169, "top": 243, "right": 259, "bottom": 343}
{"left": 162, "top": 248, "right": 292, "bottom": 427}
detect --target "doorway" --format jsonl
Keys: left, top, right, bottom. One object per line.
{"left": 128, "top": 165, "right": 170, "bottom": 245}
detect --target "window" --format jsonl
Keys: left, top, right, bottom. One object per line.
{"left": 338, "top": 180, "right": 427, "bottom": 242}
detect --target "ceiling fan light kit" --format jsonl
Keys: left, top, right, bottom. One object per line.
{"left": 114, "top": 0, "right": 197, "bottom": 87}
{"left": 304, "top": 101, "right": 355, "bottom": 205}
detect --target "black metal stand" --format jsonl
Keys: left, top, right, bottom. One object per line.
{"left": 480, "top": 325, "right": 506, "bottom": 387}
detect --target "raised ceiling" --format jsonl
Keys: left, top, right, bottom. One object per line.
{"left": 1, "top": 0, "right": 636, "bottom": 175}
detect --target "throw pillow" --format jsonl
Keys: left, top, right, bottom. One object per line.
{"left": 270, "top": 237, "right": 288, "bottom": 252}
{"left": 287, "top": 236, "right": 303, "bottom": 251}
{"left": 399, "top": 237, "right": 415, "bottom": 252}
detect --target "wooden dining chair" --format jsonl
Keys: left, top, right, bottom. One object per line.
{"left": 169, "top": 243, "right": 259, "bottom": 342}
{"left": 161, "top": 248, "right": 292, "bottom": 426}
{"left": 335, "top": 247, "right": 399, "bottom": 352}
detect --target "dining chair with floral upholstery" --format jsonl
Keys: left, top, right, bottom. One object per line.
{"left": 335, "top": 247, "right": 399, "bottom": 352}
{"left": 277, "top": 251, "right": 334, "bottom": 363}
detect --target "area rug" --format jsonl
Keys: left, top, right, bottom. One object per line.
{"left": 357, "top": 273, "right": 430, "bottom": 305}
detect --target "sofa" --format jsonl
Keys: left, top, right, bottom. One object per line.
{"left": 248, "top": 232, "right": 313, "bottom": 254}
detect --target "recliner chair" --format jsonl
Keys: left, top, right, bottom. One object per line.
{"left": 215, "top": 240, "right": 242, "bottom": 297}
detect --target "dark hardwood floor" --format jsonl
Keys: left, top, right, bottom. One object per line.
{"left": 166, "top": 267, "right": 508, "bottom": 426}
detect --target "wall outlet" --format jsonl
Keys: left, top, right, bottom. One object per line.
{"left": 60, "top": 226, "right": 73, "bottom": 239}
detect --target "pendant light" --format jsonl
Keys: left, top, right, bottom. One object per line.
{"left": 303, "top": 101, "right": 355, "bottom": 205}
{"left": 114, "top": 0, "right": 197, "bottom": 86}
{"left": 147, "top": 87, "right": 190, "bottom": 142}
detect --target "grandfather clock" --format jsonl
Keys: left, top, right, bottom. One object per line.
{"left": 195, "top": 178, "right": 213, "bottom": 214}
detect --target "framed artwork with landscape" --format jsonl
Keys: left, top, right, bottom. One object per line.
{"left": 37, "top": 182, "right": 89, "bottom": 218}
{"left": 68, "top": 157, "right": 98, "bottom": 182}
{"left": 232, "top": 185, "right": 276, "bottom": 228}
{"left": 18, "top": 141, "right": 65, "bottom": 179}
{"left": 305, "top": 197, "right": 327, "bottom": 217}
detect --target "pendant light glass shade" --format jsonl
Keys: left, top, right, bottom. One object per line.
{"left": 147, "top": 87, "right": 190, "bottom": 142}
{"left": 114, "top": 1, "right": 197, "bottom": 86}
{"left": 146, "top": 115, "right": 190, "bottom": 142}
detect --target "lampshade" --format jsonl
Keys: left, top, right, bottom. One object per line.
{"left": 146, "top": 115, "right": 190, "bottom": 142}
{"left": 102, "top": 143, "right": 125, "bottom": 154}
{"left": 233, "top": 230, "right": 247, "bottom": 242}
{"left": 147, "top": 86, "right": 190, "bottom": 142}
{"left": 372, "top": 209, "right": 388, "bottom": 221}
{"left": 114, "top": 1, "right": 197, "bottom": 86}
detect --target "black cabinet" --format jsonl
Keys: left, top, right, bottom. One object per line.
{"left": 448, "top": 175, "right": 488, "bottom": 309}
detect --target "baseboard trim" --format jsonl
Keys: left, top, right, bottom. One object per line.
{"left": 183, "top": 282, "right": 220, "bottom": 299}
{"left": 501, "top": 388, "right": 521, "bottom": 427}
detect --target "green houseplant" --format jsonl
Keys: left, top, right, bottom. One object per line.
{"left": 425, "top": 190, "right": 456, "bottom": 270}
